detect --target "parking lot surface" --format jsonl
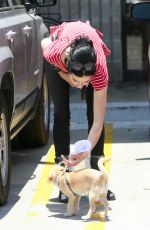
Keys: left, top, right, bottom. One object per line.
{"left": 0, "top": 123, "right": 150, "bottom": 230}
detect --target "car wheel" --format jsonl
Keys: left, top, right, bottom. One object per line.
{"left": 19, "top": 74, "right": 50, "bottom": 146}
{"left": 0, "top": 96, "right": 11, "bottom": 205}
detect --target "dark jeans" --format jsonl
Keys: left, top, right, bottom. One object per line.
{"left": 49, "top": 68, "right": 105, "bottom": 167}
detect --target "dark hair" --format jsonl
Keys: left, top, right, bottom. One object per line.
{"left": 67, "top": 36, "right": 97, "bottom": 77}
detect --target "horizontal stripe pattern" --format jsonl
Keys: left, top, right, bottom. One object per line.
{"left": 43, "top": 21, "right": 110, "bottom": 91}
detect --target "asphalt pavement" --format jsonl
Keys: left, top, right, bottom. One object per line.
{"left": 0, "top": 81, "right": 150, "bottom": 230}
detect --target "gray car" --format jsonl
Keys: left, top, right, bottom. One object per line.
{"left": 0, "top": 0, "right": 56, "bottom": 205}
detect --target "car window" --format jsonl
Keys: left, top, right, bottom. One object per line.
{"left": 12, "top": 0, "right": 22, "bottom": 5}
{"left": 0, "top": 0, "right": 8, "bottom": 7}
{"left": 0, "top": 0, "right": 23, "bottom": 8}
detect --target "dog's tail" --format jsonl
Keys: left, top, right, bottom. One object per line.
{"left": 97, "top": 157, "right": 111, "bottom": 180}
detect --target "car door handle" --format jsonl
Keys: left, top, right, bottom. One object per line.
{"left": 5, "top": 30, "right": 17, "bottom": 42}
{"left": 22, "top": 25, "right": 32, "bottom": 37}
{"left": 34, "top": 69, "right": 39, "bottom": 76}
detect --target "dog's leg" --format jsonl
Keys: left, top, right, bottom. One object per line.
{"left": 64, "top": 196, "right": 76, "bottom": 217}
{"left": 74, "top": 195, "right": 81, "bottom": 215}
{"left": 103, "top": 198, "right": 109, "bottom": 217}
{"left": 100, "top": 196, "right": 109, "bottom": 217}
{"left": 82, "top": 193, "right": 96, "bottom": 220}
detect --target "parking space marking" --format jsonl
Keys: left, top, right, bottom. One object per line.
{"left": 27, "top": 145, "right": 56, "bottom": 217}
{"left": 27, "top": 123, "right": 113, "bottom": 228}
{"left": 85, "top": 123, "right": 113, "bottom": 229}
{"left": 31, "top": 145, "right": 55, "bottom": 205}
{"left": 104, "top": 123, "right": 113, "bottom": 173}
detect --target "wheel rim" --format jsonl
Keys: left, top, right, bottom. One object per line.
{"left": 0, "top": 113, "right": 8, "bottom": 186}
{"left": 43, "top": 77, "right": 49, "bottom": 130}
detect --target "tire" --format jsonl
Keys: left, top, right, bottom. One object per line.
{"left": 0, "top": 96, "right": 11, "bottom": 206}
{"left": 19, "top": 73, "right": 50, "bottom": 147}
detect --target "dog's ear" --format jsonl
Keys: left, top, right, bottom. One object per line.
{"left": 58, "top": 162, "right": 68, "bottom": 172}
{"left": 47, "top": 173, "right": 53, "bottom": 183}
{"left": 58, "top": 162, "right": 66, "bottom": 167}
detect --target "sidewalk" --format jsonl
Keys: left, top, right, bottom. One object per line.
{"left": 61, "top": 81, "right": 150, "bottom": 229}
{"left": 46, "top": 123, "right": 150, "bottom": 230}
{"left": 48, "top": 81, "right": 150, "bottom": 230}
{"left": 50, "top": 81, "right": 150, "bottom": 129}
{"left": 107, "top": 81, "right": 149, "bottom": 102}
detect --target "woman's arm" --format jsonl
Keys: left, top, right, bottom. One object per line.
{"left": 87, "top": 86, "right": 107, "bottom": 150}
{"left": 61, "top": 86, "right": 107, "bottom": 166}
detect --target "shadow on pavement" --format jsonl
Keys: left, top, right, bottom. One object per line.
{"left": 46, "top": 196, "right": 111, "bottom": 222}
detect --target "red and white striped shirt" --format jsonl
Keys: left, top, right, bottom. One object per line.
{"left": 43, "top": 21, "right": 110, "bottom": 91}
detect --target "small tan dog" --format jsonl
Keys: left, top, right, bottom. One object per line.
{"left": 48, "top": 157, "right": 110, "bottom": 220}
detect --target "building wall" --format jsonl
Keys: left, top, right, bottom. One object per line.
{"left": 44, "top": 0, "right": 123, "bottom": 82}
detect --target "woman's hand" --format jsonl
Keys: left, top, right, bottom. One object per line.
{"left": 61, "top": 151, "right": 89, "bottom": 167}
{"left": 61, "top": 140, "right": 91, "bottom": 166}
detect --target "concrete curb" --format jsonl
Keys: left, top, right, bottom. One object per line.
{"left": 50, "top": 102, "right": 150, "bottom": 129}
{"left": 106, "top": 101, "right": 150, "bottom": 121}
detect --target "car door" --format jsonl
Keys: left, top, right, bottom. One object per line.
{"left": 24, "top": 10, "right": 48, "bottom": 114}
{"left": 3, "top": 0, "right": 27, "bottom": 128}
{"left": 5, "top": 0, "right": 44, "bottom": 129}
{"left": 5, "top": 1, "right": 27, "bottom": 101}
{"left": 23, "top": 12, "right": 40, "bottom": 114}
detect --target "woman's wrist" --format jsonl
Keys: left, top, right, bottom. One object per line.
{"left": 74, "top": 140, "right": 92, "bottom": 155}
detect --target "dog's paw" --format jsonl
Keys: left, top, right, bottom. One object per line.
{"left": 81, "top": 215, "right": 91, "bottom": 220}
{"left": 105, "top": 213, "right": 109, "bottom": 218}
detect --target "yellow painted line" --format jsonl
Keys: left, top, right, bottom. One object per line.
{"left": 104, "top": 123, "right": 113, "bottom": 174}
{"left": 85, "top": 221, "right": 105, "bottom": 230}
{"left": 27, "top": 145, "right": 56, "bottom": 217}
{"left": 27, "top": 123, "right": 113, "bottom": 227}
{"left": 85, "top": 123, "right": 113, "bottom": 230}
{"left": 31, "top": 145, "right": 55, "bottom": 205}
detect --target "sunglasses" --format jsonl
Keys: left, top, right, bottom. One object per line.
{"left": 70, "top": 61, "right": 95, "bottom": 73}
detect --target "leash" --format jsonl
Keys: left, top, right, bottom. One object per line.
{"left": 63, "top": 173, "right": 78, "bottom": 196}
{"left": 56, "top": 162, "right": 78, "bottom": 196}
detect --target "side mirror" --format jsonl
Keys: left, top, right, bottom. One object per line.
{"left": 33, "top": 0, "right": 57, "bottom": 7}
{"left": 131, "top": 2, "right": 150, "bottom": 20}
